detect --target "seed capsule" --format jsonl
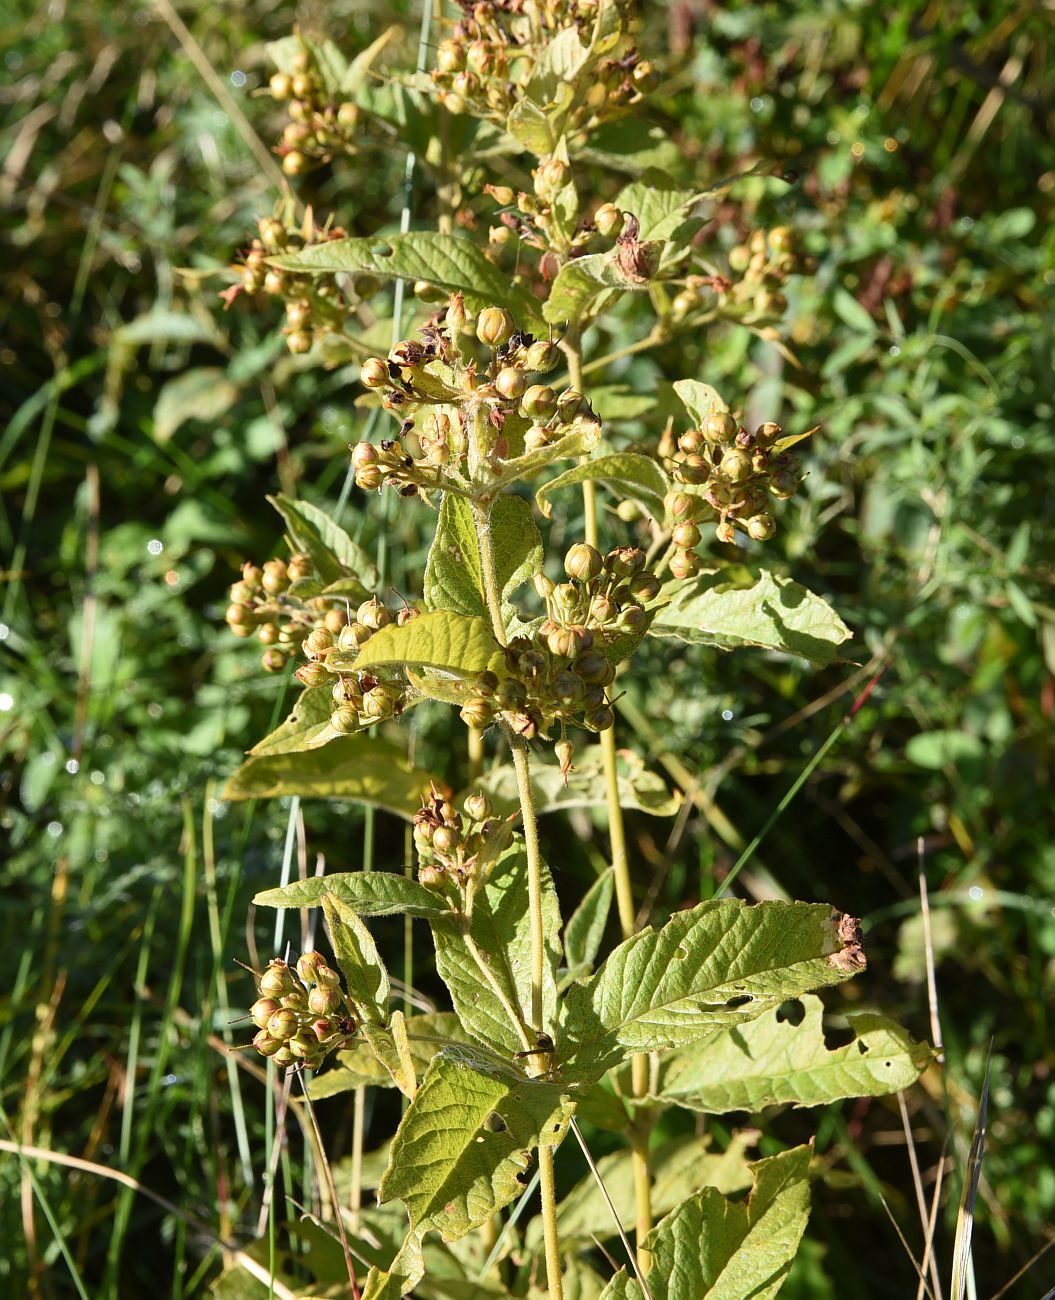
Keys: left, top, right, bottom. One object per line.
{"left": 269, "top": 72, "right": 292, "bottom": 100}
{"left": 495, "top": 367, "right": 526, "bottom": 400}
{"left": 521, "top": 385, "right": 557, "bottom": 420}
{"left": 331, "top": 705, "right": 359, "bottom": 733}
{"left": 253, "top": 1029, "right": 284, "bottom": 1056}
{"left": 267, "top": 1009, "right": 300, "bottom": 1040}
{"left": 594, "top": 203, "right": 624, "bottom": 238}
{"left": 251, "top": 997, "right": 281, "bottom": 1029}
{"left": 524, "top": 340, "right": 559, "bottom": 373}
{"left": 746, "top": 512, "right": 776, "bottom": 541}
{"left": 672, "top": 523, "right": 702, "bottom": 550}
{"left": 703, "top": 412, "right": 737, "bottom": 442}
{"left": 564, "top": 543, "right": 603, "bottom": 582}
{"left": 669, "top": 550, "right": 701, "bottom": 580}
{"left": 476, "top": 307, "right": 515, "bottom": 347}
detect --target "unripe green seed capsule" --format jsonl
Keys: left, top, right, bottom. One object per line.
{"left": 746, "top": 512, "right": 776, "bottom": 541}
{"left": 564, "top": 543, "right": 603, "bottom": 581}
{"left": 267, "top": 1009, "right": 300, "bottom": 1040}
{"left": 282, "top": 150, "right": 308, "bottom": 177}
{"left": 524, "top": 340, "right": 559, "bottom": 373}
{"left": 362, "top": 686, "right": 396, "bottom": 720}
{"left": 254, "top": 1029, "right": 284, "bottom": 1056}
{"left": 261, "top": 648, "right": 288, "bottom": 672}
{"left": 715, "top": 520, "right": 737, "bottom": 544}
{"left": 703, "top": 411, "right": 737, "bottom": 442}
{"left": 495, "top": 366, "right": 526, "bottom": 399}
{"left": 331, "top": 705, "right": 359, "bottom": 733}
{"left": 432, "top": 824, "right": 461, "bottom": 853}
{"left": 557, "top": 389, "right": 586, "bottom": 422}
{"left": 605, "top": 546, "right": 646, "bottom": 577}
{"left": 672, "top": 522, "right": 702, "bottom": 550}
{"left": 594, "top": 203, "right": 624, "bottom": 238}
{"left": 257, "top": 622, "right": 280, "bottom": 646}
{"left": 521, "top": 384, "right": 557, "bottom": 420}
{"left": 627, "top": 572, "right": 661, "bottom": 602}
{"left": 495, "top": 678, "right": 527, "bottom": 710}
{"left": 269, "top": 72, "right": 292, "bottom": 100}
{"left": 584, "top": 705, "right": 615, "bottom": 733}
{"left": 360, "top": 357, "right": 389, "bottom": 388}
{"left": 287, "top": 329, "right": 312, "bottom": 355}
{"left": 720, "top": 450, "right": 753, "bottom": 483}
{"left": 476, "top": 307, "right": 515, "bottom": 347}
{"left": 259, "top": 962, "right": 296, "bottom": 996}
{"left": 308, "top": 985, "right": 340, "bottom": 1015}
{"left": 463, "top": 793, "right": 491, "bottom": 821}
{"left": 251, "top": 997, "right": 281, "bottom": 1029}
{"left": 460, "top": 696, "right": 494, "bottom": 729}
{"left": 669, "top": 549, "right": 701, "bottom": 580}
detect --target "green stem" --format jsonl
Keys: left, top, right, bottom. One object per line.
{"left": 568, "top": 323, "right": 655, "bottom": 1268}
{"left": 470, "top": 450, "right": 563, "bottom": 1300}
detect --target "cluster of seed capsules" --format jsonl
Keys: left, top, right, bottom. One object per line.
{"left": 457, "top": 542, "right": 660, "bottom": 745}
{"left": 249, "top": 952, "right": 359, "bottom": 1070}
{"left": 431, "top": 0, "right": 649, "bottom": 129}
{"left": 267, "top": 42, "right": 360, "bottom": 177}
{"left": 670, "top": 227, "right": 815, "bottom": 329}
{"left": 661, "top": 412, "right": 804, "bottom": 571}
{"left": 224, "top": 553, "right": 359, "bottom": 673}
{"left": 300, "top": 596, "right": 415, "bottom": 735}
{"left": 413, "top": 786, "right": 511, "bottom": 895}
{"left": 351, "top": 305, "right": 597, "bottom": 494}
{"left": 485, "top": 170, "right": 628, "bottom": 279}
{"left": 235, "top": 215, "right": 379, "bottom": 355}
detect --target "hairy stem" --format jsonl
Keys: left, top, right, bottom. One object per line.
{"left": 470, "top": 456, "right": 563, "bottom": 1299}
{"left": 568, "top": 323, "right": 655, "bottom": 1268}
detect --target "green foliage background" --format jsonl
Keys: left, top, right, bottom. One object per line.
{"left": 1, "top": 0, "right": 1053, "bottom": 1295}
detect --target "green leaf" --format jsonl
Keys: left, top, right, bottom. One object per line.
{"left": 565, "top": 871, "right": 614, "bottom": 975}
{"left": 362, "top": 1011, "right": 418, "bottom": 1097}
{"left": 651, "top": 570, "right": 852, "bottom": 664}
{"left": 424, "top": 494, "right": 542, "bottom": 622}
{"left": 352, "top": 610, "right": 506, "bottom": 686}
{"left": 246, "top": 686, "right": 341, "bottom": 757}
{"left": 656, "top": 995, "right": 932, "bottom": 1112}
{"left": 599, "top": 1146, "right": 812, "bottom": 1300}
{"left": 582, "top": 121, "right": 685, "bottom": 176}
{"left": 673, "top": 379, "right": 729, "bottom": 426}
{"left": 614, "top": 170, "right": 704, "bottom": 241}
{"left": 535, "top": 1133, "right": 756, "bottom": 1248}
{"left": 560, "top": 900, "right": 866, "bottom": 1083}
{"left": 543, "top": 243, "right": 663, "bottom": 325}
{"left": 832, "top": 288, "right": 878, "bottom": 336}
{"left": 268, "top": 493, "right": 378, "bottom": 589}
{"left": 474, "top": 747, "right": 681, "bottom": 819}
{"left": 323, "top": 893, "right": 390, "bottom": 1022}
{"left": 905, "top": 729, "right": 985, "bottom": 770}
{"left": 535, "top": 453, "right": 670, "bottom": 522}
{"left": 224, "top": 733, "right": 435, "bottom": 817}
{"left": 379, "top": 1049, "right": 573, "bottom": 1241}
{"left": 360, "top": 1230, "right": 425, "bottom": 1300}
{"left": 270, "top": 231, "right": 544, "bottom": 328}
{"left": 319, "top": 1012, "right": 471, "bottom": 1095}
{"left": 482, "top": 415, "right": 603, "bottom": 495}
{"left": 153, "top": 367, "right": 239, "bottom": 442}
{"left": 431, "top": 841, "right": 563, "bottom": 1055}
{"left": 254, "top": 871, "right": 450, "bottom": 918}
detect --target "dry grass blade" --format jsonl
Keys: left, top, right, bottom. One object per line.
{"left": 951, "top": 1043, "right": 993, "bottom": 1300}
{"left": 899, "top": 1091, "right": 945, "bottom": 1300}
{"left": 569, "top": 1117, "right": 654, "bottom": 1300}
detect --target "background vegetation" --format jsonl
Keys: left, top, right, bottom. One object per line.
{"left": 1, "top": 0, "right": 1053, "bottom": 1296}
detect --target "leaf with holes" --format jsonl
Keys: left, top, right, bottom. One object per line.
{"left": 651, "top": 570, "right": 852, "bottom": 664}
{"left": 598, "top": 1146, "right": 812, "bottom": 1300}
{"left": 379, "top": 1049, "right": 573, "bottom": 1240}
{"left": 559, "top": 900, "right": 866, "bottom": 1083}
{"left": 246, "top": 687, "right": 341, "bottom": 757}
{"left": 535, "top": 453, "right": 670, "bottom": 522}
{"left": 270, "top": 232, "right": 544, "bottom": 328}
{"left": 425, "top": 494, "right": 542, "bottom": 622}
{"left": 655, "top": 994, "right": 933, "bottom": 1112}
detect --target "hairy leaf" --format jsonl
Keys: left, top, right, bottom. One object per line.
{"left": 535, "top": 453, "right": 670, "bottom": 522}
{"left": 268, "top": 493, "right": 378, "bottom": 589}
{"left": 565, "top": 870, "right": 614, "bottom": 978}
{"left": 543, "top": 243, "right": 663, "bottom": 325}
{"left": 352, "top": 610, "right": 506, "bottom": 684}
{"left": 224, "top": 733, "right": 434, "bottom": 816}
{"left": 560, "top": 901, "right": 866, "bottom": 1083}
{"left": 362, "top": 1011, "right": 418, "bottom": 1098}
{"left": 359, "top": 1230, "right": 425, "bottom": 1300}
{"left": 673, "top": 379, "right": 729, "bottom": 425}
{"left": 254, "top": 871, "right": 450, "bottom": 919}
{"left": 425, "top": 493, "right": 542, "bottom": 622}
{"left": 270, "top": 231, "right": 544, "bottom": 327}
{"left": 431, "top": 841, "right": 562, "bottom": 1055}
{"left": 615, "top": 170, "right": 705, "bottom": 242}
{"left": 379, "top": 1049, "right": 573, "bottom": 1240}
{"left": 651, "top": 570, "right": 852, "bottom": 664}
{"left": 323, "top": 893, "right": 390, "bottom": 1021}
{"left": 656, "top": 995, "right": 932, "bottom": 1112}
{"left": 246, "top": 686, "right": 340, "bottom": 757}
{"left": 599, "top": 1146, "right": 812, "bottom": 1300}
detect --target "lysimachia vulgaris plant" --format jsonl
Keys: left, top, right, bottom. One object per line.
{"left": 220, "top": 5, "right": 932, "bottom": 1298}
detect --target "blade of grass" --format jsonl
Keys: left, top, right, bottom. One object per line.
{"left": 950, "top": 1044, "right": 993, "bottom": 1300}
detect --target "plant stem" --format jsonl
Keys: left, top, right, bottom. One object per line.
{"left": 566, "top": 323, "right": 655, "bottom": 1269}
{"left": 470, "top": 470, "right": 563, "bottom": 1300}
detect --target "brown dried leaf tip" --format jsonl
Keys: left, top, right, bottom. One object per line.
{"left": 827, "top": 911, "right": 866, "bottom": 972}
